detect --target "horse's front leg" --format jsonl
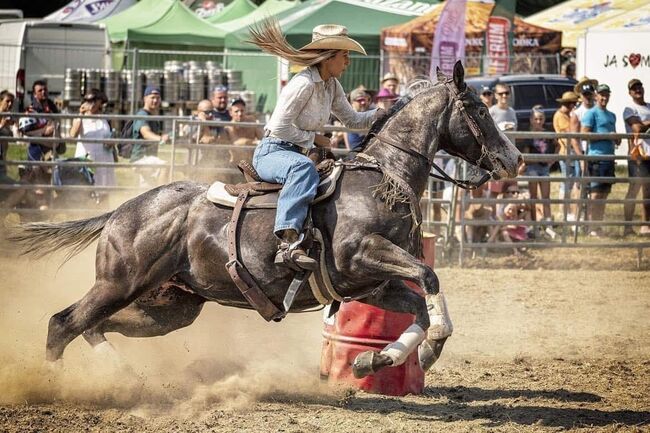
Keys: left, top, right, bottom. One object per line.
{"left": 350, "top": 234, "right": 453, "bottom": 377}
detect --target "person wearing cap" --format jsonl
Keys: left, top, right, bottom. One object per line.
{"left": 570, "top": 77, "right": 597, "bottom": 164}
{"left": 581, "top": 83, "right": 619, "bottom": 236}
{"left": 69, "top": 88, "right": 115, "bottom": 192}
{"left": 479, "top": 85, "right": 494, "bottom": 108}
{"left": 376, "top": 87, "right": 398, "bottom": 111}
{"left": 622, "top": 78, "right": 650, "bottom": 235}
{"left": 25, "top": 80, "right": 64, "bottom": 164}
{"left": 381, "top": 72, "right": 400, "bottom": 96}
{"left": 209, "top": 85, "right": 232, "bottom": 136}
{"left": 131, "top": 85, "right": 169, "bottom": 186}
{"left": 553, "top": 90, "right": 580, "bottom": 218}
{"left": 344, "top": 86, "right": 371, "bottom": 151}
{"left": 248, "top": 19, "right": 383, "bottom": 270}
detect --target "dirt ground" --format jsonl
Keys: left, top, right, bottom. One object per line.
{"left": 0, "top": 246, "right": 648, "bottom": 432}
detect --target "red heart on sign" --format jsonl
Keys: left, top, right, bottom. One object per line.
{"left": 629, "top": 53, "right": 641, "bottom": 68}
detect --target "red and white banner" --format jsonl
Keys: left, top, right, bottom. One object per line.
{"left": 429, "top": 0, "right": 467, "bottom": 78}
{"left": 44, "top": 0, "right": 136, "bottom": 23}
{"left": 484, "top": 16, "right": 511, "bottom": 74}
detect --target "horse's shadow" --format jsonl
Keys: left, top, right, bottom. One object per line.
{"left": 265, "top": 385, "right": 648, "bottom": 429}
{"left": 339, "top": 386, "right": 649, "bottom": 428}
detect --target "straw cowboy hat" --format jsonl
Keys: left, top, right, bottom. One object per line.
{"left": 574, "top": 76, "right": 599, "bottom": 95}
{"left": 556, "top": 91, "right": 579, "bottom": 104}
{"left": 299, "top": 24, "right": 366, "bottom": 55}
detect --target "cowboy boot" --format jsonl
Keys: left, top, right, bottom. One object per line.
{"left": 275, "top": 229, "right": 318, "bottom": 271}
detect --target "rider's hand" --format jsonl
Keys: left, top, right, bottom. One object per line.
{"left": 374, "top": 108, "right": 386, "bottom": 121}
{"left": 160, "top": 133, "right": 170, "bottom": 144}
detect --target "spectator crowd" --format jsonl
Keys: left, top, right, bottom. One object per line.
{"left": 1, "top": 68, "right": 649, "bottom": 244}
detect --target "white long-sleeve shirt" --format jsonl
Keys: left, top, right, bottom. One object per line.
{"left": 265, "top": 65, "right": 376, "bottom": 149}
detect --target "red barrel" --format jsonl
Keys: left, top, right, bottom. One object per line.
{"left": 319, "top": 234, "right": 436, "bottom": 396}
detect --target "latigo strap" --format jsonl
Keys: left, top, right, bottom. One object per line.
{"left": 226, "top": 191, "right": 283, "bottom": 321}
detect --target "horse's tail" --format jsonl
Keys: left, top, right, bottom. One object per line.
{"left": 8, "top": 211, "right": 114, "bottom": 262}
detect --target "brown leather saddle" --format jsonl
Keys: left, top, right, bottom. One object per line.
{"left": 207, "top": 160, "right": 343, "bottom": 322}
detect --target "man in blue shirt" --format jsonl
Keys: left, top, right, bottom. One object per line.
{"left": 132, "top": 85, "right": 169, "bottom": 186}
{"left": 581, "top": 83, "right": 619, "bottom": 236}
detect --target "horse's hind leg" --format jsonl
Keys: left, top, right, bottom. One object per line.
{"left": 82, "top": 285, "right": 206, "bottom": 348}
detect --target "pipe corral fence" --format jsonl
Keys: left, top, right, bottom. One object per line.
{"left": 1, "top": 111, "right": 649, "bottom": 267}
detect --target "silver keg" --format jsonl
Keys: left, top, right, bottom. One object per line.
{"left": 63, "top": 68, "right": 82, "bottom": 101}
{"left": 163, "top": 69, "right": 182, "bottom": 103}
{"left": 84, "top": 69, "right": 101, "bottom": 95}
{"left": 144, "top": 69, "right": 163, "bottom": 92}
{"left": 102, "top": 70, "right": 120, "bottom": 102}
{"left": 187, "top": 60, "right": 205, "bottom": 71}
{"left": 188, "top": 68, "right": 206, "bottom": 101}
{"left": 121, "top": 70, "right": 145, "bottom": 101}
{"left": 207, "top": 68, "right": 225, "bottom": 93}
{"left": 224, "top": 69, "right": 242, "bottom": 91}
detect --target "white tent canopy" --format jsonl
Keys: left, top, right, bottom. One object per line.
{"left": 44, "top": 0, "right": 136, "bottom": 23}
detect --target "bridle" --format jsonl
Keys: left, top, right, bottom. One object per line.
{"left": 368, "top": 79, "right": 495, "bottom": 190}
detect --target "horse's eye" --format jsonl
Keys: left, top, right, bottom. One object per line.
{"left": 478, "top": 107, "right": 488, "bottom": 118}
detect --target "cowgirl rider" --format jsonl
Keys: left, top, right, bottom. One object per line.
{"left": 249, "top": 20, "right": 383, "bottom": 271}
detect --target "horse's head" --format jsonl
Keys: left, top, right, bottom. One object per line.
{"left": 435, "top": 61, "right": 522, "bottom": 179}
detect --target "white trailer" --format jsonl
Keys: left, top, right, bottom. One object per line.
{"left": 0, "top": 20, "right": 110, "bottom": 109}
{"left": 576, "top": 28, "right": 650, "bottom": 154}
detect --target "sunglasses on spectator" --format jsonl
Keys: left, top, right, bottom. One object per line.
{"left": 496, "top": 91, "right": 510, "bottom": 96}
{"left": 482, "top": 91, "right": 493, "bottom": 96}
{"left": 631, "top": 85, "right": 644, "bottom": 91}
{"left": 200, "top": 110, "right": 213, "bottom": 115}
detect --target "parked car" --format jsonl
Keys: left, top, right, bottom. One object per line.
{"left": 466, "top": 74, "right": 577, "bottom": 131}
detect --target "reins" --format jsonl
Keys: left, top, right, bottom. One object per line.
{"left": 366, "top": 79, "right": 494, "bottom": 190}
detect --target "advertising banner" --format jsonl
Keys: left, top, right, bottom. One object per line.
{"left": 45, "top": 0, "right": 136, "bottom": 23}
{"left": 430, "top": 0, "right": 467, "bottom": 77}
{"left": 483, "top": 0, "right": 515, "bottom": 74}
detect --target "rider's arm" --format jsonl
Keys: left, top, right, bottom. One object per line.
{"left": 330, "top": 80, "right": 376, "bottom": 130}
{"left": 569, "top": 111, "right": 583, "bottom": 155}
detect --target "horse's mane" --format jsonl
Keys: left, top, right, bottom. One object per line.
{"left": 357, "top": 77, "right": 438, "bottom": 150}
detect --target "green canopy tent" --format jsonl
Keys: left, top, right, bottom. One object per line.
{"left": 211, "top": 0, "right": 301, "bottom": 112}
{"left": 225, "top": 0, "right": 438, "bottom": 111}
{"left": 207, "top": 0, "right": 258, "bottom": 24}
{"left": 102, "top": 0, "right": 226, "bottom": 68}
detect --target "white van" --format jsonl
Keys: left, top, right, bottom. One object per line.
{"left": 0, "top": 20, "right": 111, "bottom": 109}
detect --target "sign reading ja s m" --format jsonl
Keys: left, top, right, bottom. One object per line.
{"left": 603, "top": 53, "right": 647, "bottom": 68}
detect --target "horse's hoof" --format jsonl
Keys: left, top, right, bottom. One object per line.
{"left": 418, "top": 337, "right": 448, "bottom": 372}
{"left": 352, "top": 351, "right": 376, "bottom": 378}
{"left": 352, "top": 351, "right": 394, "bottom": 378}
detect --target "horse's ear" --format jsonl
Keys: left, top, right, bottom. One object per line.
{"left": 435, "top": 66, "right": 447, "bottom": 83}
{"left": 453, "top": 61, "right": 467, "bottom": 92}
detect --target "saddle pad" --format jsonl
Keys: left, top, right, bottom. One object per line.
{"left": 207, "top": 164, "right": 343, "bottom": 209}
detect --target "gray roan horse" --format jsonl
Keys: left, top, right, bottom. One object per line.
{"left": 10, "top": 62, "right": 521, "bottom": 378}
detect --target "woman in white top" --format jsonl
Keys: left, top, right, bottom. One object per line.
{"left": 248, "top": 19, "right": 383, "bottom": 270}
{"left": 70, "top": 89, "right": 116, "bottom": 189}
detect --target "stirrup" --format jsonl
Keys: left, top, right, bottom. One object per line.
{"left": 274, "top": 244, "right": 317, "bottom": 271}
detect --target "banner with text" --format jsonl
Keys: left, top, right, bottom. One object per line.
{"left": 429, "top": 0, "right": 467, "bottom": 78}
{"left": 483, "top": 0, "right": 515, "bottom": 74}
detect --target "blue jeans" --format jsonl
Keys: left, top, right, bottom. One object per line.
{"left": 559, "top": 159, "right": 581, "bottom": 197}
{"left": 253, "top": 137, "right": 319, "bottom": 236}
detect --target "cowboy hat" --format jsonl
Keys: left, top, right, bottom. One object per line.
{"left": 299, "top": 24, "right": 366, "bottom": 55}
{"left": 381, "top": 72, "right": 398, "bottom": 84}
{"left": 574, "top": 77, "right": 598, "bottom": 95}
{"left": 556, "top": 91, "right": 579, "bottom": 104}
{"left": 376, "top": 87, "right": 398, "bottom": 100}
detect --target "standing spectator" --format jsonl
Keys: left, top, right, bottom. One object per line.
{"left": 553, "top": 91, "right": 580, "bottom": 220}
{"left": 210, "top": 85, "right": 231, "bottom": 137}
{"left": 489, "top": 83, "right": 517, "bottom": 131}
{"left": 570, "top": 77, "right": 597, "bottom": 167}
{"left": 522, "top": 105, "right": 555, "bottom": 227}
{"left": 344, "top": 87, "right": 370, "bottom": 151}
{"left": 479, "top": 85, "right": 494, "bottom": 108}
{"left": 26, "top": 80, "right": 64, "bottom": 163}
{"left": 0, "top": 90, "right": 15, "bottom": 184}
{"left": 623, "top": 78, "right": 650, "bottom": 235}
{"left": 487, "top": 83, "right": 518, "bottom": 211}
{"left": 131, "top": 85, "right": 169, "bottom": 187}
{"left": 380, "top": 72, "right": 400, "bottom": 95}
{"left": 581, "top": 83, "right": 619, "bottom": 237}
{"left": 375, "top": 87, "right": 398, "bottom": 111}
{"left": 69, "top": 89, "right": 115, "bottom": 194}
